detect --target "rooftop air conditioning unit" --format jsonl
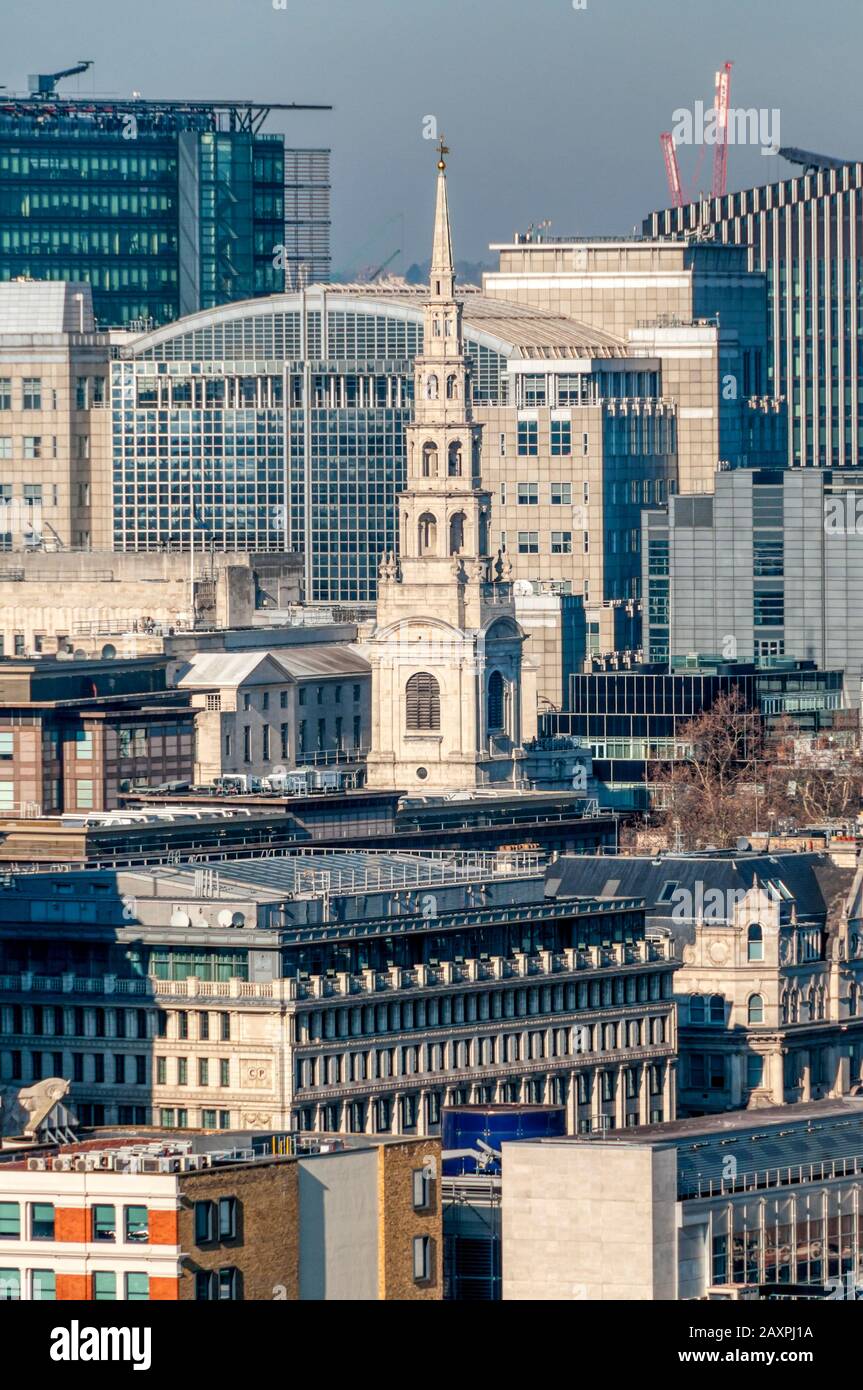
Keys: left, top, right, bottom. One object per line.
{"left": 26, "top": 1157, "right": 47, "bottom": 1171}
{"left": 71, "top": 1158, "right": 87, "bottom": 1172}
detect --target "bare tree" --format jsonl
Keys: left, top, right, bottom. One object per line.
{"left": 648, "top": 689, "right": 764, "bottom": 849}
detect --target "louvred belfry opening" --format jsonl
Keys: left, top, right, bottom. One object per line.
{"left": 406, "top": 671, "right": 441, "bottom": 730}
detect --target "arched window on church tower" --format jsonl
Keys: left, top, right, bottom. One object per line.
{"left": 422, "top": 443, "right": 438, "bottom": 477}
{"left": 449, "top": 512, "right": 466, "bottom": 555}
{"left": 446, "top": 374, "right": 458, "bottom": 400}
{"left": 406, "top": 672, "right": 440, "bottom": 730}
{"left": 488, "top": 671, "right": 506, "bottom": 731}
{"left": 418, "top": 512, "right": 437, "bottom": 555}
{"left": 448, "top": 441, "right": 462, "bottom": 477}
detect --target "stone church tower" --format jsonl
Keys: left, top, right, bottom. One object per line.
{"left": 364, "top": 143, "right": 536, "bottom": 792}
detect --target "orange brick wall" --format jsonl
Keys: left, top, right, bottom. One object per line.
{"left": 148, "top": 1276, "right": 179, "bottom": 1300}
{"left": 57, "top": 1273, "right": 90, "bottom": 1300}
{"left": 55, "top": 1207, "right": 88, "bottom": 1243}
{"left": 148, "top": 1210, "right": 179, "bottom": 1246}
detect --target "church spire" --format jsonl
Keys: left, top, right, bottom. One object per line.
{"left": 430, "top": 136, "right": 455, "bottom": 301}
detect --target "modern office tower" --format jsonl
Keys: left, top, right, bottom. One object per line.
{"left": 0, "top": 851, "right": 678, "bottom": 1137}
{"left": 645, "top": 159, "right": 863, "bottom": 468}
{"left": 641, "top": 465, "right": 863, "bottom": 703}
{"left": 283, "top": 149, "right": 331, "bottom": 288}
{"left": 0, "top": 90, "right": 330, "bottom": 326}
{"left": 0, "top": 282, "right": 113, "bottom": 550}
{"left": 482, "top": 235, "right": 786, "bottom": 492}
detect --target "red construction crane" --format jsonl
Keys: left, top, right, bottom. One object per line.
{"left": 711, "top": 61, "right": 733, "bottom": 199}
{"left": 660, "top": 132, "right": 683, "bottom": 209}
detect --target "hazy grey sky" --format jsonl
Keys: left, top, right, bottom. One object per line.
{"left": 4, "top": 0, "right": 861, "bottom": 274}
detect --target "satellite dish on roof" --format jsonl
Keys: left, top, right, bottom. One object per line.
{"left": 513, "top": 579, "right": 534, "bottom": 596}
{"left": 170, "top": 909, "right": 190, "bottom": 928}
{"left": 217, "top": 909, "right": 233, "bottom": 927}
{"left": 736, "top": 837, "right": 752, "bottom": 852}
{"left": 73, "top": 649, "right": 87, "bottom": 660}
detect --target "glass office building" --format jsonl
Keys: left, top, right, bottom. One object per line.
{"left": 0, "top": 96, "right": 329, "bottom": 326}
{"left": 645, "top": 159, "right": 863, "bottom": 467}
{"left": 113, "top": 286, "right": 681, "bottom": 604}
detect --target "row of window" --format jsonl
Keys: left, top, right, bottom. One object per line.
{"left": 0, "top": 1270, "right": 149, "bottom": 1301}
{"left": 0, "top": 1201, "right": 147, "bottom": 1244}
{"left": 0, "top": 1006, "right": 231, "bottom": 1042}
{"left": 296, "top": 1018, "right": 669, "bottom": 1088}
{"left": 297, "top": 973, "right": 670, "bottom": 1041}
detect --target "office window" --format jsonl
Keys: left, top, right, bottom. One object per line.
{"left": 0, "top": 1270, "right": 20, "bottom": 1300}
{"left": 219, "top": 1110, "right": 231, "bottom": 1129}
{"left": 298, "top": 688, "right": 307, "bottom": 706}
{"left": 177, "top": 1011, "right": 189, "bottom": 1040}
{"left": 517, "top": 482, "right": 538, "bottom": 505}
{"left": 550, "top": 419, "right": 572, "bottom": 455}
{"left": 75, "top": 780, "right": 94, "bottom": 810}
{"left": 746, "top": 1054, "right": 765, "bottom": 1089}
{"left": 517, "top": 531, "right": 538, "bottom": 554}
{"left": 317, "top": 718, "right": 326, "bottom": 749}
{"left": 551, "top": 531, "right": 572, "bottom": 554}
{"left": 748, "top": 994, "right": 765, "bottom": 1025}
{"left": 202, "top": 1109, "right": 217, "bottom": 1128}
{"left": 0, "top": 380, "right": 10, "bottom": 410}
{"left": 412, "top": 1168, "right": 433, "bottom": 1211}
{"left": 93, "top": 1272, "right": 116, "bottom": 1301}
{"left": 243, "top": 726, "right": 252, "bottom": 762}
{"left": 125, "top": 1206, "right": 148, "bottom": 1243}
{"left": 199, "top": 1013, "right": 210, "bottom": 1041}
{"left": 748, "top": 924, "right": 764, "bottom": 961}
{"left": 176, "top": 1109, "right": 188, "bottom": 1128}
{"left": 0, "top": 1203, "right": 20, "bottom": 1239}
{"left": 178, "top": 1057, "right": 188, "bottom": 1086}
{"left": 31, "top": 1270, "right": 55, "bottom": 1300}
{"left": 262, "top": 725, "right": 270, "bottom": 760}
{"left": 220, "top": 1013, "right": 231, "bottom": 1041}
{"left": 31, "top": 1203, "right": 54, "bottom": 1240}
{"left": 352, "top": 684, "right": 361, "bottom": 703}
{"left": 298, "top": 719, "right": 307, "bottom": 752}
{"left": 218, "top": 1197, "right": 238, "bottom": 1240}
{"left": 23, "top": 437, "right": 41, "bottom": 460}
{"left": 156, "top": 1056, "right": 167, "bottom": 1085}
{"left": 195, "top": 1201, "right": 216, "bottom": 1245}
{"left": 22, "top": 379, "right": 42, "bottom": 410}
{"left": 0, "top": 438, "right": 10, "bottom": 460}
{"left": 199, "top": 1058, "right": 209, "bottom": 1087}
{"left": 550, "top": 482, "right": 572, "bottom": 505}
{"left": 517, "top": 420, "right": 538, "bottom": 455}
{"left": 125, "top": 1273, "right": 149, "bottom": 1301}
{"left": 218, "top": 1267, "right": 240, "bottom": 1301}
{"left": 316, "top": 686, "right": 324, "bottom": 705}
{"left": 92, "top": 1205, "right": 116, "bottom": 1242}
{"left": 262, "top": 692, "right": 270, "bottom": 711}
{"left": 280, "top": 723, "right": 289, "bottom": 758}
{"left": 242, "top": 693, "right": 252, "bottom": 712}
{"left": 220, "top": 1059, "right": 230, "bottom": 1086}
{"left": 413, "top": 1234, "right": 432, "bottom": 1283}
{"left": 196, "top": 1270, "right": 217, "bottom": 1301}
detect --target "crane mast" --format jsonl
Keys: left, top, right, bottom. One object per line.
{"left": 711, "top": 61, "right": 733, "bottom": 199}
{"left": 660, "top": 132, "right": 683, "bottom": 209}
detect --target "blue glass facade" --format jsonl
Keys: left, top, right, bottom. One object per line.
{"left": 0, "top": 102, "right": 308, "bottom": 326}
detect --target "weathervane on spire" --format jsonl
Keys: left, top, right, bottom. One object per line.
{"left": 436, "top": 135, "right": 449, "bottom": 171}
